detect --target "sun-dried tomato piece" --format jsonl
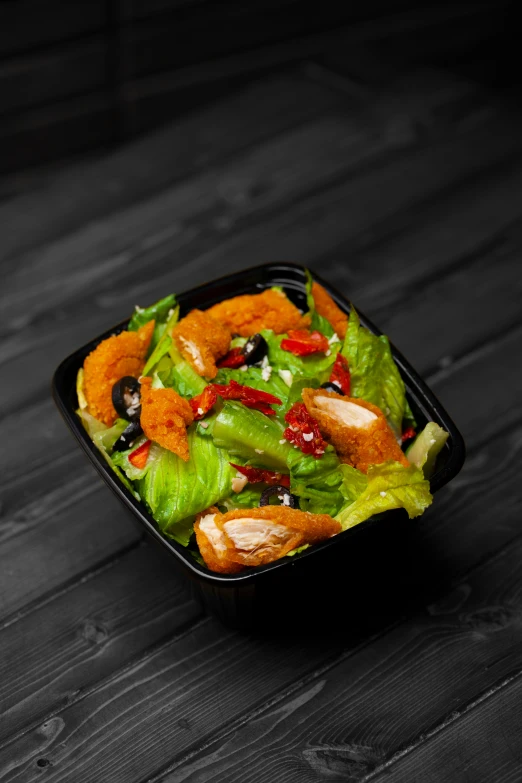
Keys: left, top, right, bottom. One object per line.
{"left": 190, "top": 386, "right": 219, "bottom": 420}
{"left": 210, "top": 379, "right": 281, "bottom": 415}
{"left": 129, "top": 439, "right": 151, "bottom": 469}
{"left": 283, "top": 402, "right": 327, "bottom": 457}
{"left": 217, "top": 347, "right": 245, "bottom": 369}
{"left": 329, "top": 353, "right": 351, "bottom": 395}
{"left": 401, "top": 426, "right": 416, "bottom": 444}
{"left": 229, "top": 463, "right": 290, "bottom": 487}
{"left": 280, "top": 329, "right": 329, "bottom": 356}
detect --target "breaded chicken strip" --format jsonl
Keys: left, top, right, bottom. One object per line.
{"left": 302, "top": 388, "right": 409, "bottom": 473}
{"left": 194, "top": 507, "right": 245, "bottom": 574}
{"left": 83, "top": 321, "right": 155, "bottom": 425}
{"left": 311, "top": 282, "right": 349, "bottom": 339}
{"left": 140, "top": 377, "right": 194, "bottom": 460}
{"left": 172, "top": 309, "right": 231, "bottom": 379}
{"left": 195, "top": 505, "right": 340, "bottom": 572}
{"left": 205, "top": 288, "right": 310, "bottom": 337}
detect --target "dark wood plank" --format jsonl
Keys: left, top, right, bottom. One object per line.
{"left": 0, "top": 37, "right": 107, "bottom": 116}
{"left": 0, "top": 1, "right": 104, "bottom": 57}
{"left": 146, "top": 535, "right": 522, "bottom": 783}
{"left": 0, "top": 619, "right": 345, "bottom": 781}
{"left": 372, "top": 678, "right": 522, "bottom": 783}
{"left": 2, "top": 490, "right": 522, "bottom": 781}
{"left": 0, "top": 544, "right": 201, "bottom": 744}
{"left": 0, "top": 471, "right": 141, "bottom": 623}
{"left": 0, "top": 73, "right": 341, "bottom": 259}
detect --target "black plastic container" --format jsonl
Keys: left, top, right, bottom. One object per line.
{"left": 53, "top": 263, "right": 466, "bottom": 629}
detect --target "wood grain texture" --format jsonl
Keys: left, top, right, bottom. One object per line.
{"left": 371, "top": 677, "right": 522, "bottom": 783}
{"left": 0, "top": 73, "right": 341, "bottom": 261}
{"left": 146, "top": 537, "right": 522, "bottom": 783}
{"left": 0, "top": 620, "right": 345, "bottom": 782}
{"left": 0, "top": 544, "right": 201, "bottom": 744}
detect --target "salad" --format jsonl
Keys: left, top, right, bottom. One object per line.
{"left": 76, "top": 272, "right": 448, "bottom": 573}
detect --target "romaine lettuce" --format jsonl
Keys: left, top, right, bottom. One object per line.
{"left": 128, "top": 294, "right": 177, "bottom": 331}
{"left": 336, "top": 461, "right": 432, "bottom": 530}
{"left": 287, "top": 446, "right": 345, "bottom": 516}
{"left": 137, "top": 427, "right": 235, "bottom": 544}
{"left": 406, "top": 422, "right": 448, "bottom": 477}
{"left": 304, "top": 268, "right": 336, "bottom": 337}
{"left": 262, "top": 329, "right": 338, "bottom": 383}
{"left": 341, "top": 307, "right": 408, "bottom": 436}
{"left": 211, "top": 401, "right": 291, "bottom": 470}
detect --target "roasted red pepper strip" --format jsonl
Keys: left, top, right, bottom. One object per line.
{"left": 401, "top": 426, "right": 416, "bottom": 444}
{"left": 230, "top": 463, "right": 290, "bottom": 487}
{"left": 129, "top": 439, "right": 151, "bottom": 469}
{"left": 280, "top": 329, "right": 329, "bottom": 356}
{"left": 210, "top": 379, "right": 281, "bottom": 415}
{"left": 283, "top": 402, "right": 327, "bottom": 457}
{"left": 190, "top": 386, "right": 218, "bottom": 420}
{"left": 217, "top": 347, "right": 245, "bottom": 369}
{"left": 329, "top": 353, "right": 351, "bottom": 395}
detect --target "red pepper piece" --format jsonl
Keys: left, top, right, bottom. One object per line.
{"left": 129, "top": 439, "right": 151, "bottom": 469}
{"left": 329, "top": 353, "right": 351, "bottom": 395}
{"left": 190, "top": 386, "right": 219, "bottom": 420}
{"left": 280, "top": 329, "right": 329, "bottom": 356}
{"left": 401, "top": 426, "right": 416, "bottom": 443}
{"left": 230, "top": 463, "right": 290, "bottom": 487}
{"left": 210, "top": 379, "right": 281, "bottom": 415}
{"left": 217, "top": 347, "right": 245, "bottom": 369}
{"left": 283, "top": 402, "right": 327, "bottom": 457}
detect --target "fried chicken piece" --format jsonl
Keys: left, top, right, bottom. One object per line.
{"left": 139, "top": 377, "right": 194, "bottom": 460}
{"left": 83, "top": 321, "right": 155, "bottom": 425}
{"left": 311, "top": 282, "right": 349, "bottom": 339}
{"left": 205, "top": 288, "right": 310, "bottom": 337}
{"left": 196, "top": 506, "right": 340, "bottom": 572}
{"left": 302, "top": 388, "right": 409, "bottom": 473}
{"left": 172, "top": 309, "right": 231, "bottom": 379}
{"left": 194, "top": 507, "right": 245, "bottom": 574}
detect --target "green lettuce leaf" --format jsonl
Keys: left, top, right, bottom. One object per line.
{"left": 304, "top": 268, "right": 336, "bottom": 337}
{"left": 212, "top": 401, "right": 291, "bottom": 470}
{"left": 262, "top": 329, "right": 338, "bottom": 383}
{"left": 335, "top": 461, "right": 432, "bottom": 530}
{"left": 287, "top": 446, "right": 345, "bottom": 516}
{"left": 137, "top": 427, "right": 235, "bottom": 543}
{"left": 142, "top": 305, "right": 180, "bottom": 375}
{"left": 406, "top": 422, "right": 449, "bottom": 477}
{"left": 78, "top": 412, "right": 139, "bottom": 498}
{"left": 128, "top": 294, "right": 177, "bottom": 331}
{"left": 221, "top": 486, "right": 263, "bottom": 511}
{"left": 341, "top": 306, "right": 407, "bottom": 436}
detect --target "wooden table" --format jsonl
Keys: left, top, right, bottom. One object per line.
{"left": 1, "top": 57, "right": 521, "bottom": 782}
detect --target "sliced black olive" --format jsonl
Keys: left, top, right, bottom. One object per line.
{"left": 259, "top": 485, "right": 299, "bottom": 509}
{"left": 112, "top": 376, "right": 141, "bottom": 420}
{"left": 320, "top": 381, "right": 344, "bottom": 395}
{"left": 112, "top": 421, "right": 143, "bottom": 452}
{"left": 241, "top": 333, "right": 268, "bottom": 366}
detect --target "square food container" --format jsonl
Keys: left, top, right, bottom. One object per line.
{"left": 53, "top": 264, "right": 466, "bottom": 630}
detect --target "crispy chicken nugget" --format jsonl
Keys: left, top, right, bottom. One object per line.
{"left": 311, "top": 282, "right": 349, "bottom": 339}
{"left": 140, "top": 377, "right": 194, "bottom": 461}
{"left": 83, "top": 321, "right": 155, "bottom": 425}
{"left": 172, "top": 309, "right": 231, "bottom": 379}
{"left": 205, "top": 288, "right": 311, "bottom": 337}
{"left": 302, "top": 388, "right": 409, "bottom": 473}
{"left": 194, "top": 507, "right": 245, "bottom": 574}
{"left": 215, "top": 506, "right": 340, "bottom": 568}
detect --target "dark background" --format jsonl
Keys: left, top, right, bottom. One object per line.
{"left": 0, "top": 1, "right": 517, "bottom": 175}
